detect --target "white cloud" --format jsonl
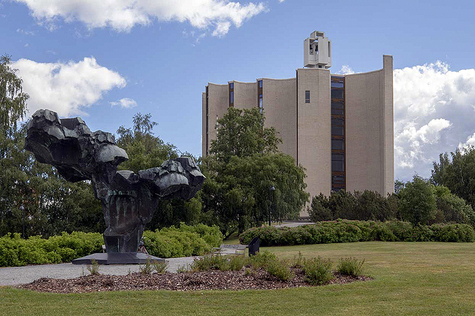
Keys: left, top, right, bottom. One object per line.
{"left": 110, "top": 98, "right": 137, "bottom": 109}
{"left": 337, "top": 65, "right": 354, "bottom": 75}
{"left": 14, "top": 0, "right": 266, "bottom": 37}
{"left": 278, "top": 0, "right": 285, "bottom": 2}
{"left": 394, "top": 61, "right": 475, "bottom": 180}
{"left": 16, "top": 28, "right": 36, "bottom": 36}
{"left": 13, "top": 57, "right": 126, "bottom": 117}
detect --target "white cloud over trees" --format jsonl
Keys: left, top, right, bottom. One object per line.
{"left": 394, "top": 61, "right": 475, "bottom": 180}
{"left": 13, "top": 57, "right": 126, "bottom": 117}
{"left": 14, "top": 0, "right": 266, "bottom": 37}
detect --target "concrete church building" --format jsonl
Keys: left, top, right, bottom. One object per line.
{"left": 202, "top": 31, "right": 394, "bottom": 215}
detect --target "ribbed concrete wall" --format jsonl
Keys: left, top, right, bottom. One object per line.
{"left": 233, "top": 81, "right": 257, "bottom": 110}
{"left": 262, "top": 78, "right": 297, "bottom": 159}
{"left": 205, "top": 83, "right": 229, "bottom": 155}
{"left": 383, "top": 55, "right": 395, "bottom": 195}
{"left": 345, "top": 56, "right": 394, "bottom": 195}
{"left": 297, "top": 68, "right": 332, "bottom": 205}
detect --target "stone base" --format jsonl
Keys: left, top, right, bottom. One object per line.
{"left": 72, "top": 252, "right": 164, "bottom": 265}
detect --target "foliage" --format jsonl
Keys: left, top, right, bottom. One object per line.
{"left": 153, "top": 260, "right": 168, "bottom": 274}
{"left": 0, "top": 55, "right": 28, "bottom": 140}
{"left": 0, "top": 232, "right": 103, "bottom": 267}
{"left": 303, "top": 256, "right": 334, "bottom": 285}
{"left": 434, "top": 186, "right": 475, "bottom": 227}
{"left": 398, "top": 176, "right": 437, "bottom": 226}
{"left": 209, "top": 107, "right": 281, "bottom": 163}
{"left": 190, "top": 254, "right": 231, "bottom": 271}
{"left": 139, "top": 257, "right": 155, "bottom": 274}
{"left": 87, "top": 259, "right": 100, "bottom": 275}
{"left": 432, "top": 147, "right": 475, "bottom": 210}
{"left": 142, "top": 223, "right": 223, "bottom": 258}
{"left": 0, "top": 55, "right": 103, "bottom": 238}
{"left": 0, "top": 224, "right": 221, "bottom": 267}
{"left": 116, "top": 112, "right": 179, "bottom": 173}
{"left": 116, "top": 112, "right": 205, "bottom": 230}
{"left": 239, "top": 220, "right": 475, "bottom": 247}
{"left": 201, "top": 107, "right": 309, "bottom": 236}
{"left": 266, "top": 258, "right": 294, "bottom": 281}
{"left": 248, "top": 250, "right": 278, "bottom": 269}
{"left": 337, "top": 257, "right": 365, "bottom": 277}
{"left": 309, "top": 190, "right": 398, "bottom": 222}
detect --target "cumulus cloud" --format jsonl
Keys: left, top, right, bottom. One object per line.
{"left": 13, "top": 57, "right": 126, "bottom": 117}
{"left": 394, "top": 61, "right": 475, "bottom": 180}
{"left": 337, "top": 65, "right": 354, "bottom": 75}
{"left": 14, "top": 0, "right": 266, "bottom": 37}
{"left": 110, "top": 98, "right": 137, "bottom": 109}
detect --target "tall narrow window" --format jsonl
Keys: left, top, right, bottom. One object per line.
{"left": 229, "top": 82, "right": 234, "bottom": 107}
{"left": 257, "top": 80, "right": 263, "bottom": 113}
{"left": 205, "top": 86, "right": 209, "bottom": 156}
{"left": 305, "top": 90, "right": 310, "bottom": 103}
{"left": 331, "top": 76, "right": 345, "bottom": 192}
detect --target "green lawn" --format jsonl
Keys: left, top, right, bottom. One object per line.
{"left": 2, "top": 241, "right": 475, "bottom": 316}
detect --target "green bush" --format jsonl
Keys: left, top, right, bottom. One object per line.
{"left": 143, "top": 223, "right": 223, "bottom": 258}
{"left": 239, "top": 220, "right": 475, "bottom": 247}
{"left": 266, "top": 259, "right": 294, "bottom": 281}
{"left": 0, "top": 232, "right": 102, "bottom": 267}
{"left": 337, "top": 257, "right": 365, "bottom": 277}
{"left": 249, "top": 250, "right": 277, "bottom": 269}
{"left": 190, "top": 254, "right": 230, "bottom": 271}
{"left": 0, "top": 224, "right": 223, "bottom": 267}
{"left": 303, "top": 256, "right": 334, "bottom": 285}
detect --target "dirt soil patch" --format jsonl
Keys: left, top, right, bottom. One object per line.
{"left": 18, "top": 268, "right": 372, "bottom": 293}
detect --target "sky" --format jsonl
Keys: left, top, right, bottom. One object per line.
{"left": 1, "top": 0, "right": 475, "bottom": 182}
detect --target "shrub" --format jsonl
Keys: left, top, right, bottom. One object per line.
{"left": 142, "top": 223, "right": 224, "bottom": 258}
{"left": 87, "top": 259, "right": 100, "bottom": 275}
{"left": 0, "top": 224, "right": 222, "bottom": 267}
{"left": 309, "top": 195, "right": 333, "bottom": 222}
{"left": 337, "top": 257, "right": 365, "bottom": 277}
{"left": 266, "top": 259, "right": 294, "bottom": 281}
{"left": 139, "top": 257, "right": 154, "bottom": 274}
{"left": 239, "top": 220, "right": 475, "bottom": 247}
{"left": 153, "top": 260, "right": 168, "bottom": 274}
{"left": 303, "top": 257, "right": 334, "bottom": 285}
{"left": 190, "top": 254, "right": 230, "bottom": 271}
{"left": 228, "top": 255, "right": 247, "bottom": 271}
{"left": 249, "top": 250, "right": 277, "bottom": 269}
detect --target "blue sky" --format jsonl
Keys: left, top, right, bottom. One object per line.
{"left": 1, "top": 0, "right": 475, "bottom": 181}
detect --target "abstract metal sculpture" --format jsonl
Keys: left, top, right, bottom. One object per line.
{"left": 25, "top": 109, "right": 205, "bottom": 264}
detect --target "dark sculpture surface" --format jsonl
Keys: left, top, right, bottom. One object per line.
{"left": 25, "top": 109, "right": 205, "bottom": 258}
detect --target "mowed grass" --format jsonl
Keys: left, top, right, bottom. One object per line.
{"left": 2, "top": 241, "right": 475, "bottom": 316}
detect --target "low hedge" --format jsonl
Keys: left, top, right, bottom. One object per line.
{"left": 143, "top": 223, "right": 223, "bottom": 258}
{"left": 0, "top": 224, "right": 223, "bottom": 267}
{"left": 0, "top": 231, "right": 103, "bottom": 267}
{"left": 239, "top": 220, "right": 475, "bottom": 246}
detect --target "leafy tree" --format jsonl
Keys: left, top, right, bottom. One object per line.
{"left": 308, "top": 194, "right": 332, "bottom": 222}
{"left": 434, "top": 185, "right": 475, "bottom": 227}
{"left": 0, "top": 55, "right": 103, "bottom": 237}
{"left": 116, "top": 113, "right": 203, "bottom": 230}
{"left": 116, "top": 113, "right": 179, "bottom": 172}
{"left": 209, "top": 107, "right": 281, "bottom": 163}
{"left": 202, "top": 107, "right": 308, "bottom": 236}
{"left": 432, "top": 148, "right": 475, "bottom": 209}
{"left": 308, "top": 190, "right": 398, "bottom": 222}
{"left": 398, "top": 176, "right": 437, "bottom": 226}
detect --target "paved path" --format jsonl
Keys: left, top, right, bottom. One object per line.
{"left": 275, "top": 221, "right": 314, "bottom": 228}
{"left": 0, "top": 256, "right": 197, "bottom": 286}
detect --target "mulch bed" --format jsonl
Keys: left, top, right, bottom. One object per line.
{"left": 18, "top": 268, "right": 372, "bottom": 293}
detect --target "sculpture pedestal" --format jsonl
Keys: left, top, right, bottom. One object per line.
{"left": 72, "top": 252, "right": 164, "bottom": 265}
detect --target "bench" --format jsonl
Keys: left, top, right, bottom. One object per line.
{"left": 212, "top": 237, "right": 260, "bottom": 256}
